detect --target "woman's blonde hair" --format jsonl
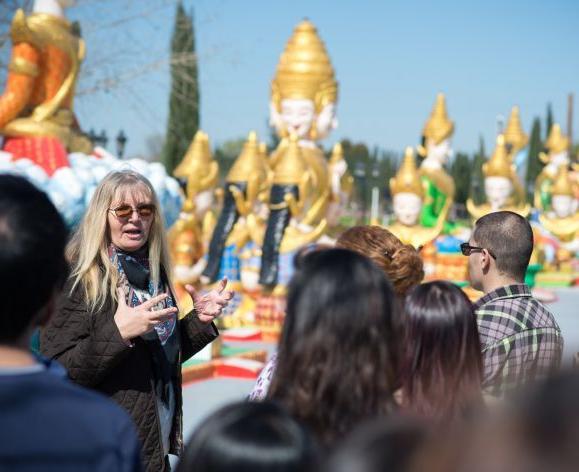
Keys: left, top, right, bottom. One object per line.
{"left": 67, "top": 170, "right": 171, "bottom": 312}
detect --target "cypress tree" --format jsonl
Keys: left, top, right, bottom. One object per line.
{"left": 525, "top": 117, "right": 543, "bottom": 199}
{"left": 471, "top": 136, "right": 486, "bottom": 204}
{"left": 450, "top": 152, "right": 471, "bottom": 205}
{"left": 545, "top": 103, "right": 554, "bottom": 140}
{"left": 162, "top": 1, "right": 199, "bottom": 174}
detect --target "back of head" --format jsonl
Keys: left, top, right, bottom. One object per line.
{"left": 269, "top": 248, "right": 397, "bottom": 445}
{"left": 0, "top": 175, "right": 68, "bottom": 343}
{"left": 400, "top": 281, "right": 483, "bottom": 422}
{"left": 323, "top": 416, "right": 429, "bottom": 472}
{"left": 177, "top": 401, "right": 316, "bottom": 472}
{"left": 336, "top": 225, "right": 424, "bottom": 297}
{"left": 472, "top": 211, "right": 533, "bottom": 281}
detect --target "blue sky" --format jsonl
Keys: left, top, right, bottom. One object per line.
{"left": 66, "top": 0, "right": 579, "bottom": 158}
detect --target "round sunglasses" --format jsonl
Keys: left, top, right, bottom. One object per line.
{"left": 108, "top": 204, "right": 156, "bottom": 219}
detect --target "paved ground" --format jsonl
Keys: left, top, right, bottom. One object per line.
{"left": 182, "top": 288, "right": 579, "bottom": 441}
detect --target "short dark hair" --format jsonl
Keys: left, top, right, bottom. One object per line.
{"left": 269, "top": 248, "right": 397, "bottom": 446}
{"left": 176, "top": 401, "right": 317, "bottom": 472}
{"left": 473, "top": 211, "right": 533, "bottom": 280}
{"left": 0, "top": 175, "right": 68, "bottom": 343}
{"left": 399, "top": 281, "right": 483, "bottom": 423}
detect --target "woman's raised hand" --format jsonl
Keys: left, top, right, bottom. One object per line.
{"left": 114, "top": 287, "right": 178, "bottom": 343}
{"left": 185, "top": 278, "right": 234, "bottom": 324}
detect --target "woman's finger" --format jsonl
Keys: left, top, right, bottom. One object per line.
{"left": 141, "top": 293, "right": 169, "bottom": 310}
{"left": 148, "top": 306, "right": 178, "bottom": 322}
{"left": 216, "top": 278, "right": 228, "bottom": 294}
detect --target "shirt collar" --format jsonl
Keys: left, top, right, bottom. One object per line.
{"left": 474, "top": 284, "right": 531, "bottom": 310}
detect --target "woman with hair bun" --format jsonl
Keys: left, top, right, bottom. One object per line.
{"left": 249, "top": 226, "right": 424, "bottom": 401}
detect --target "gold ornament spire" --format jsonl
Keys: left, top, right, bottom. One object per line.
{"left": 483, "top": 134, "right": 513, "bottom": 178}
{"left": 421, "top": 93, "right": 455, "bottom": 145}
{"left": 545, "top": 124, "right": 570, "bottom": 154}
{"left": 273, "top": 133, "right": 310, "bottom": 185}
{"left": 227, "top": 131, "right": 269, "bottom": 185}
{"left": 551, "top": 164, "right": 575, "bottom": 197}
{"left": 329, "top": 142, "right": 343, "bottom": 164}
{"left": 174, "top": 131, "right": 218, "bottom": 193}
{"left": 504, "top": 106, "right": 529, "bottom": 156}
{"left": 390, "top": 147, "right": 424, "bottom": 197}
{"left": 271, "top": 19, "right": 338, "bottom": 112}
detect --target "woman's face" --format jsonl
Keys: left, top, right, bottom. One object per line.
{"left": 107, "top": 186, "right": 154, "bottom": 252}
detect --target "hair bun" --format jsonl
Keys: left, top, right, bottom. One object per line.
{"left": 390, "top": 245, "right": 425, "bottom": 297}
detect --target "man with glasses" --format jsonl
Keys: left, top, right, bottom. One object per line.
{"left": 463, "top": 211, "right": 563, "bottom": 397}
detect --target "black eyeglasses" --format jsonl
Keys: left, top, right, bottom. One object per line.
{"left": 108, "top": 204, "right": 155, "bottom": 219}
{"left": 460, "top": 243, "right": 496, "bottom": 259}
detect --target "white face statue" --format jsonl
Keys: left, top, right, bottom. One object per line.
{"left": 34, "top": 0, "right": 75, "bottom": 16}
{"left": 195, "top": 190, "right": 214, "bottom": 218}
{"left": 547, "top": 151, "right": 570, "bottom": 175}
{"left": 484, "top": 176, "right": 513, "bottom": 210}
{"left": 393, "top": 192, "right": 423, "bottom": 226}
{"left": 270, "top": 99, "right": 337, "bottom": 141}
{"left": 426, "top": 138, "right": 452, "bottom": 165}
{"left": 552, "top": 194, "right": 577, "bottom": 219}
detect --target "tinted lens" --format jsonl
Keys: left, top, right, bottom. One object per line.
{"left": 114, "top": 205, "right": 132, "bottom": 218}
{"left": 460, "top": 243, "right": 471, "bottom": 256}
{"left": 137, "top": 204, "right": 155, "bottom": 217}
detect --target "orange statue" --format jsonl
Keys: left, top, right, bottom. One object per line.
{"left": 0, "top": 2, "right": 92, "bottom": 176}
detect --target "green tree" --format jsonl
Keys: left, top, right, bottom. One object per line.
{"left": 450, "top": 152, "right": 471, "bottom": 205}
{"left": 471, "top": 136, "right": 486, "bottom": 204}
{"left": 545, "top": 103, "right": 554, "bottom": 140}
{"left": 525, "top": 117, "right": 543, "bottom": 199}
{"left": 162, "top": 1, "right": 199, "bottom": 174}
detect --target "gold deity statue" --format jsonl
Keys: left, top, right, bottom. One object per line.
{"left": 387, "top": 147, "right": 449, "bottom": 249}
{"left": 417, "top": 93, "right": 456, "bottom": 230}
{"left": 535, "top": 123, "right": 571, "bottom": 210}
{"left": 168, "top": 131, "right": 219, "bottom": 305}
{"left": 0, "top": 3, "right": 92, "bottom": 175}
{"left": 467, "top": 134, "right": 530, "bottom": 220}
{"left": 503, "top": 106, "right": 529, "bottom": 159}
{"left": 539, "top": 164, "right": 578, "bottom": 245}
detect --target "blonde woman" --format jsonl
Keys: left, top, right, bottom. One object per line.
{"left": 41, "top": 170, "right": 232, "bottom": 472}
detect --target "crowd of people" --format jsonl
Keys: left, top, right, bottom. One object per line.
{"left": 0, "top": 170, "right": 572, "bottom": 472}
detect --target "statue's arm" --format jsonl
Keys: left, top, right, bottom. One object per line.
{"left": 0, "top": 42, "right": 39, "bottom": 128}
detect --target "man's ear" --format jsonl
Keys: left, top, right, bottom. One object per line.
{"left": 481, "top": 249, "right": 493, "bottom": 273}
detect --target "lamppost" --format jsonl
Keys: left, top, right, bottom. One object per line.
{"left": 116, "top": 130, "right": 128, "bottom": 158}
{"left": 370, "top": 162, "right": 381, "bottom": 225}
{"left": 353, "top": 161, "right": 367, "bottom": 223}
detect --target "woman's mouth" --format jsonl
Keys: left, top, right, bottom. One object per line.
{"left": 124, "top": 229, "right": 142, "bottom": 239}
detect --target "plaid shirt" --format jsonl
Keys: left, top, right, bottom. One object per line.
{"left": 475, "top": 284, "right": 563, "bottom": 397}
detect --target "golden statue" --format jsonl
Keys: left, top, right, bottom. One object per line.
{"left": 268, "top": 19, "right": 339, "bottom": 229}
{"left": 535, "top": 123, "right": 571, "bottom": 210}
{"left": 168, "top": 131, "right": 219, "bottom": 306}
{"left": 387, "top": 147, "right": 448, "bottom": 249}
{"left": 417, "top": 93, "right": 456, "bottom": 230}
{"left": 539, "top": 164, "right": 578, "bottom": 246}
{"left": 503, "top": 106, "right": 529, "bottom": 159}
{"left": 327, "top": 142, "right": 354, "bottom": 231}
{"left": 0, "top": 2, "right": 92, "bottom": 175}
{"left": 467, "top": 134, "right": 530, "bottom": 220}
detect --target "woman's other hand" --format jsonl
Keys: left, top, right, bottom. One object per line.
{"left": 185, "top": 278, "right": 234, "bottom": 324}
{"left": 114, "top": 288, "right": 178, "bottom": 343}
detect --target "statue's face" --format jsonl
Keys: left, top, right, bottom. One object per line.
{"left": 552, "top": 195, "right": 577, "bottom": 219}
{"left": 270, "top": 99, "right": 315, "bottom": 139}
{"left": 551, "top": 151, "right": 570, "bottom": 168}
{"left": 315, "top": 103, "right": 338, "bottom": 140}
{"left": 58, "top": 0, "right": 76, "bottom": 7}
{"left": 426, "top": 138, "right": 452, "bottom": 165}
{"left": 195, "top": 190, "right": 213, "bottom": 218}
{"left": 485, "top": 176, "right": 513, "bottom": 210}
{"left": 393, "top": 192, "right": 422, "bottom": 226}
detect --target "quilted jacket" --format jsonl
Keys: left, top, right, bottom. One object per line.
{"left": 40, "top": 281, "right": 218, "bottom": 472}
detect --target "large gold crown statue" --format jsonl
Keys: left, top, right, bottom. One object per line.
{"left": 271, "top": 20, "right": 338, "bottom": 113}
{"left": 174, "top": 131, "right": 218, "bottom": 193}
{"left": 544, "top": 124, "right": 570, "bottom": 156}
{"left": 483, "top": 134, "right": 514, "bottom": 178}
{"left": 390, "top": 147, "right": 424, "bottom": 197}
{"left": 503, "top": 106, "right": 528, "bottom": 157}
{"left": 273, "top": 133, "right": 312, "bottom": 187}
{"left": 421, "top": 93, "right": 455, "bottom": 147}
{"left": 551, "top": 164, "right": 576, "bottom": 197}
